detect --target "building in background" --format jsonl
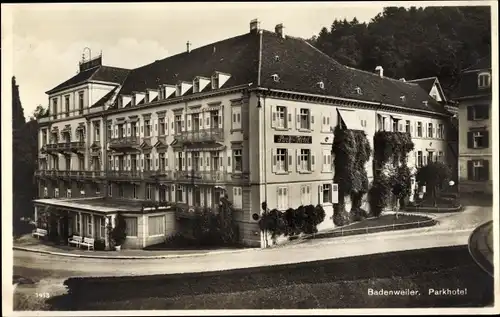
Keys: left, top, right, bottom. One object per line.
{"left": 453, "top": 55, "right": 492, "bottom": 195}
{"left": 34, "top": 20, "right": 454, "bottom": 248}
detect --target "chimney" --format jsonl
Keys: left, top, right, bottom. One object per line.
{"left": 275, "top": 23, "right": 285, "bottom": 38}
{"left": 186, "top": 41, "right": 191, "bottom": 53}
{"left": 375, "top": 66, "right": 384, "bottom": 78}
{"left": 250, "top": 19, "right": 260, "bottom": 33}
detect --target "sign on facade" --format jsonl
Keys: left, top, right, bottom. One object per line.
{"left": 274, "top": 135, "right": 312, "bottom": 144}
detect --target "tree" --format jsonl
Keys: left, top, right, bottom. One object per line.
{"left": 111, "top": 213, "right": 127, "bottom": 247}
{"left": 415, "top": 161, "right": 452, "bottom": 206}
{"left": 30, "top": 105, "right": 48, "bottom": 121}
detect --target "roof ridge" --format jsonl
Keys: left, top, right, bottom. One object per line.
{"left": 407, "top": 76, "right": 437, "bottom": 82}
{"left": 343, "top": 65, "right": 420, "bottom": 86}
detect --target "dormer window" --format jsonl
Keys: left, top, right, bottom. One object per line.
{"left": 400, "top": 95, "right": 406, "bottom": 102}
{"left": 271, "top": 74, "right": 280, "bottom": 82}
{"left": 478, "top": 72, "right": 491, "bottom": 89}
{"left": 317, "top": 81, "right": 324, "bottom": 89}
{"left": 211, "top": 75, "right": 219, "bottom": 89}
{"left": 193, "top": 78, "right": 200, "bottom": 93}
{"left": 176, "top": 84, "right": 182, "bottom": 96}
{"left": 355, "top": 87, "right": 362, "bottom": 95}
{"left": 274, "top": 55, "right": 280, "bottom": 62}
{"left": 422, "top": 100, "right": 428, "bottom": 106}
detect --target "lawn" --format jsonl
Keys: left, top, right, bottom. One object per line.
{"left": 339, "top": 214, "right": 431, "bottom": 231}
{"left": 45, "top": 246, "right": 493, "bottom": 310}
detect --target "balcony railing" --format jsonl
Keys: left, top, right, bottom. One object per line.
{"left": 106, "top": 170, "right": 175, "bottom": 181}
{"left": 108, "top": 136, "right": 140, "bottom": 149}
{"left": 34, "top": 169, "right": 105, "bottom": 179}
{"left": 174, "top": 170, "right": 230, "bottom": 183}
{"left": 177, "top": 128, "right": 224, "bottom": 143}
{"left": 44, "top": 142, "right": 85, "bottom": 152}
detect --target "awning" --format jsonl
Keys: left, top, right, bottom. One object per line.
{"left": 337, "top": 109, "right": 362, "bottom": 130}
{"left": 185, "top": 142, "right": 226, "bottom": 152}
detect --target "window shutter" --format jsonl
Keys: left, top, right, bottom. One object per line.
{"left": 227, "top": 149, "right": 232, "bottom": 173}
{"left": 181, "top": 116, "right": 185, "bottom": 131}
{"left": 484, "top": 131, "right": 489, "bottom": 148}
{"left": 187, "top": 116, "right": 191, "bottom": 132}
{"left": 311, "top": 152, "right": 315, "bottom": 171}
{"left": 165, "top": 117, "right": 169, "bottom": 135}
{"left": 114, "top": 126, "right": 117, "bottom": 138}
{"left": 467, "top": 131, "right": 473, "bottom": 148}
{"left": 467, "top": 160, "right": 473, "bottom": 180}
{"left": 296, "top": 149, "right": 300, "bottom": 172}
{"left": 296, "top": 108, "right": 300, "bottom": 129}
{"left": 271, "top": 106, "right": 277, "bottom": 128}
{"left": 414, "top": 152, "right": 417, "bottom": 167}
{"left": 219, "top": 108, "right": 223, "bottom": 129}
{"left": 154, "top": 119, "right": 158, "bottom": 134}
{"left": 318, "top": 185, "right": 323, "bottom": 205}
{"left": 271, "top": 149, "right": 276, "bottom": 173}
{"left": 170, "top": 120, "right": 175, "bottom": 134}
{"left": 467, "top": 106, "right": 473, "bottom": 121}
{"left": 287, "top": 110, "right": 292, "bottom": 130}
{"left": 310, "top": 112, "right": 315, "bottom": 130}
{"left": 288, "top": 151, "right": 293, "bottom": 172}
{"left": 482, "top": 160, "right": 489, "bottom": 181}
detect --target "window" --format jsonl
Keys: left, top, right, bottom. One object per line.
{"left": 159, "top": 153, "right": 166, "bottom": 171}
{"left": 392, "top": 119, "right": 399, "bottom": 132}
{"left": 233, "top": 149, "right": 242, "bottom": 172}
{"left": 124, "top": 217, "right": 138, "bottom": 236}
{"left": 98, "top": 217, "right": 106, "bottom": 239}
{"left": 176, "top": 185, "right": 184, "bottom": 202}
{"left": 94, "top": 183, "right": 100, "bottom": 195}
{"left": 300, "top": 185, "right": 311, "bottom": 205}
{"left": 417, "top": 151, "right": 423, "bottom": 167}
{"left": 66, "top": 189, "right": 72, "bottom": 198}
{"left": 210, "top": 110, "right": 220, "bottom": 129}
{"left": 381, "top": 116, "right": 387, "bottom": 131}
{"left": 75, "top": 214, "right": 81, "bottom": 233}
{"left": 93, "top": 122, "right": 100, "bottom": 141}
{"left": 437, "top": 124, "right": 444, "bottom": 139}
{"left": 146, "top": 184, "right": 153, "bottom": 200}
{"left": 148, "top": 215, "right": 165, "bottom": 236}
{"left": 276, "top": 106, "right": 287, "bottom": 129}
{"left": 437, "top": 151, "right": 443, "bottom": 162}
{"left": 107, "top": 123, "right": 112, "bottom": 140}
{"left": 417, "top": 122, "right": 422, "bottom": 137}
{"left": 322, "top": 115, "right": 331, "bottom": 131}
{"left": 52, "top": 98, "right": 58, "bottom": 116}
{"left": 193, "top": 187, "right": 201, "bottom": 206}
{"left": 175, "top": 115, "right": 183, "bottom": 134}
{"left": 478, "top": 72, "right": 491, "bottom": 89}
{"left": 322, "top": 184, "right": 332, "bottom": 204}
{"left": 64, "top": 95, "right": 70, "bottom": 116}
{"left": 428, "top": 123, "right": 433, "bottom": 138}
{"left": 145, "top": 154, "right": 152, "bottom": 171}
{"left": 144, "top": 119, "right": 151, "bottom": 137}
{"left": 117, "top": 124, "right": 124, "bottom": 138}
{"left": 108, "top": 183, "right": 112, "bottom": 197}
{"left": 78, "top": 156, "right": 85, "bottom": 170}
{"left": 193, "top": 79, "right": 200, "bottom": 93}
{"left": 405, "top": 120, "right": 411, "bottom": 134}
{"left": 277, "top": 187, "right": 288, "bottom": 210}
{"left": 211, "top": 152, "right": 220, "bottom": 171}
{"left": 471, "top": 131, "right": 488, "bottom": 149}
{"left": 276, "top": 148, "right": 288, "bottom": 173}
{"left": 468, "top": 160, "right": 489, "bottom": 181}
{"left": 299, "top": 108, "right": 310, "bottom": 130}
{"left": 78, "top": 91, "right": 84, "bottom": 114}
{"left": 65, "top": 157, "right": 71, "bottom": 171}
{"left": 42, "top": 130, "right": 48, "bottom": 146}
{"left": 231, "top": 107, "right": 242, "bottom": 130}
{"left": 232, "top": 187, "right": 243, "bottom": 209}
{"left": 177, "top": 152, "right": 184, "bottom": 171}
{"left": 468, "top": 104, "right": 489, "bottom": 121}
{"left": 117, "top": 184, "right": 124, "bottom": 198}
{"left": 132, "top": 184, "right": 138, "bottom": 199}
{"left": 54, "top": 188, "right": 59, "bottom": 198}
{"left": 87, "top": 215, "right": 93, "bottom": 237}
{"left": 428, "top": 151, "right": 434, "bottom": 162}
{"left": 322, "top": 150, "right": 332, "bottom": 172}
{"left": 212, "top": 75, "right": 219, "bottom": 89}
{"left": 158, "top": 117, "right": 166, "bottom": 136}
{"left": 191, "top": 113, "right": 201, "bottom": 132}
{"left": 299, "top": 149, "right": 311, "bottom": 171}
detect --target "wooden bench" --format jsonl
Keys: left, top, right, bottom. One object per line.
{"left": 32, "top": 228, "right": 48, "bottom": 239}
{"left": 80, "top": 237, "right": 95, "bottom": 250}
{"left": 68, "top": 235, "right": 83, "bottom": 247}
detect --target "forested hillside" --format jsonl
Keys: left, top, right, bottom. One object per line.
{"left": 309, "top": 6, "right": 491, "bottom": 96}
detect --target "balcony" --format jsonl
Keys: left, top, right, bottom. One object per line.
{"left": 44, "top": 141, "right": 85, "bottom": 154}
{"left": 108, "top": 136, "right": 140, "bottom": 150}
{"left": 105, "top": 170, "right": 175, "bottom": 181}
{"left": 174, "top": 170, "right": 230, "bottom": 184}
{"left": 175, "top": 128, "right": 224, "bottom": 145}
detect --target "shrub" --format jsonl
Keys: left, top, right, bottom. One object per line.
{"left": 111, "top": 213, "right": 127, "bottom": 246}
{"left": 94, "top": 239, "right": 106, "bottom": 251}
{"left": 333, "top": 203, "right": 350, "bottom": 226}
{"left": 416, "top": 161, "right": 452, "bottom": 205}
{"left": 368, "top": 176, "right": 393, "bottom": 217}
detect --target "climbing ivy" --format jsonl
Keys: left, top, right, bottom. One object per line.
{"left": 332, "top": 126, "right": 371, "bottom": 225}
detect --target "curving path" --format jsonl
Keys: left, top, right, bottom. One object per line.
{"left": 13, "top": 204, "right": 492, "bottom": 279}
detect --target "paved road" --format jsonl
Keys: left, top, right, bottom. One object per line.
{"left": 13, "top": 204, "right": 492, "bottom": 278}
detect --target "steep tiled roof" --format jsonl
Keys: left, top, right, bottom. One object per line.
{"left": 118, "top": 33, "right": 260, "bottom": 95}
{"left": 259, "top": 31, "right": 446, "bottom": 113}
{"left": 453, "top": 55, "right": 492, "bottom": 99}
{"left": 407, "top": 77, "right": 437, "bottom": 93}
{"left": 46, "top": 66, "right": 130, "bottom": 95}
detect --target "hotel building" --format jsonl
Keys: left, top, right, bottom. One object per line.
{"left": 34, "top": 20, "right": 454, "bottom": 248}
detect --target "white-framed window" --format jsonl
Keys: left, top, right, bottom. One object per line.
{"left": 437, "top": 124, "right": 444, "bottom": 139}
{"left": 322, "top": 115, "right": 331, "bottom": 132}
{"left": 322, "top": 184, "right": 332, "bottom": 204}
{"left": 405, "top": 120, "right": 411, "bottom": 134}
{"left": 144, "top": 119, "right": 151, "bottom": 137}
{"left": 473, "top": 131, "right": 487, "bottom": 148}
{"left": 233, "top": 149, "right": 242, "bottom": 172}
{"left": 417, "top": 151, "right": 423, "bottom": 167}
{"left": 52, "top": 98, "right": 58, "bottom": 116}
{"left": 158, "top": 117, "right": 166, "bottom": 136}
{"left": 299, "top": 108, "right": 311, "bottom": 130}
{"left": 392, "top": 119, "right": 399, "bottom": 132}
{"left": 469, "top": 160, "right": 489, "bottom": 181}
{"left": 78, "top": 91, "right": 84, "bottom": 114}
{"left": 276, "top": 106, "right": 287, "bottom": 129}
{"left": 276, "top": 148, "right": 288, "bottom": 172}
{"left": 428, "top": 151, "right": 434, "bottom": 162}
{"left": 231, "top": 107, "right": 242, "bottom": 130}
{"left": 417, "top": 122, "right": 422, "bottom": 137}
{"left": 64, "top": 95, "right": 70, "bottom": 116}
{"left": 211, "top": 74, "right": 219, "bottom": 89}
{"left": 159, "top": 153, "right": 166, "bottom": 171}
{"left": 175, "top": 114, "right": 183, "bottom": 134}
{"left": 428, "top": 123, "right": 434, "bottom": 138}
{"left": 378, "top": 115, "right": 387, "bottom": 132}
{"left": 145, "top": 154, "right": 152, "bottom": 171}
{"left": 176, "top": 185, "right": 184, "bottom": 202}
{"left": 211, "top": 151, "right": 220, "bottom": 171}
{"left": 98, "top": 216, "right": 106, "bottom": 239}
{"left": 300, "top": 185, "right": 311, "bottom": 205}
{"left": 478, "top": 72, "right": 491, "bottom": 89}
{"left": 277, "top": 187, "right": 288, "bottom": 210}
{"left": 125, "top": 217, "right": 138, "bottom": 236}
{"left": 299, "top": 149, "right": 312, "bottom": 171}
{"left": 232, "top": 187, "right": 243, "bottom": 209}
{"left": 322, "top": 150, "right": 332, "bottom": 172}
{"left": 146, "top": 184, "right": 153, "bottom": 200}
{"left": 191, "top": 113, "right": 201, "bottom": 132}
{"left": 87, "top": 214, "right": 93, "bottom": 237}
{"left": 75, "top": 214, "right": 81, "bottom": 233}
{"left": 148, "top": 215, "right": 165, "bottom": 236}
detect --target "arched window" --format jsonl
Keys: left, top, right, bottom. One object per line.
{"left": 478, "top": 72, "right": 491, "bottom": 89}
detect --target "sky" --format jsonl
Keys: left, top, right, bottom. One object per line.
{"left": 2, "top": 2, "right": 394, "bottom": 117}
